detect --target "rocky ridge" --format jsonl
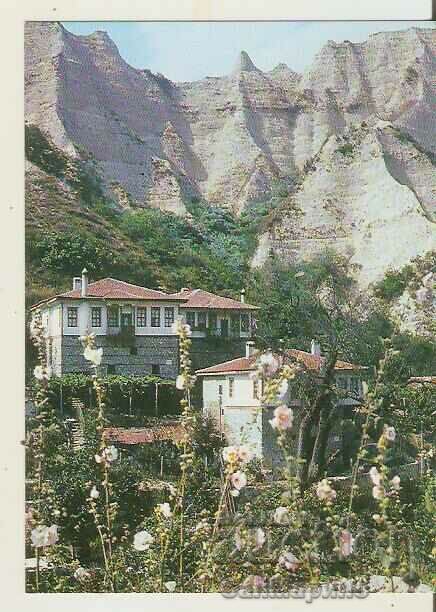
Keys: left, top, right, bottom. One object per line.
{"left": 25, "top": 22, "right": 436, "bottom": 284}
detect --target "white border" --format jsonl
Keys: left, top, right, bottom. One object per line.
{"left": 0, "top": 1, "right": 433, "bottom": 611}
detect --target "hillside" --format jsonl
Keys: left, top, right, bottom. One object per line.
{"left": 25, "top": 22, "right": 436, "bottom": 290}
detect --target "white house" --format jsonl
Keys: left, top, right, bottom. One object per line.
{"left": 196, "top": 341, "right": 365, "bottom": 467}
{"left": 30, "top": 270, "right": 258, "bottom": 378}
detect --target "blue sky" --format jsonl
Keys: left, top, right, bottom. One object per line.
{"left": 63, "top": 21, "right": 434, "bottom": 82}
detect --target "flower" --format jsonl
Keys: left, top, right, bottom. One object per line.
{"left": 372, "top": 513, "right": 383, "bottom": 524}
{"left": 33, "top": 365, "right": 52, "bottom": 380}
{"left": 89, "top": 485, "right": 99, "bottom": 499}
{"left": 415, "top": 286, "right": 431, "bottom": 305}
{"left": 269, "top": 405, "right": 294, "bottom": 431}
{"left": 372, "top": 485, "right": 385, "bottom": 500}
{"left": 279, "top": 551, "right": 300, "bottom": 572}
{"left": 231, "top": 471, "right": 247, "bottom": 491}
{"left": 421, "top": 271, "right": 434, "bottom": 289}
{"left": 391, "top": 475, "right": 401, "bottom": 490}
{"left": 277, "top": 379, "right": 289, "bottom": 400}
{"left": 74, "top": 567, "right": 90, "bottom": 581}
{"left": 316, "top": 479, "right": 337, "bottom": 502}
{"left": 103, "top": 446, "right": 118, "bottom": 463}
{"left": 259, "top": 351, "right": 280, "bottom": 377}
{"left": 171, "top": 320, "right": 191, "bottom": 336}
{"left": 175, "top": 374, "right": 186, "bottom": 390}
{"left": 31, "top": 524, "right": 59, "bottom": 548}
{"left": 242, "top": 575, "right": 266, "bottom": 590}
{"left": 133, "top": 530, "right": 154, "bottom": 551}
{"left": 369, "top": 466, "right": 382, "bottom": 486}
{"left": 254, "top": 528, "right": 266, "bottom": 549}
{"left": 384, "top": 426, "right": 396, "bottom": 442}
{"left": 222, "top": 446, "right": 239, "bottom": 464}
{"left": 339, "top": 530, "right": 354, "bottom": 557}
{"left": 83, "top": 346, "right": 103, "bottom": 366}
{"left": 95, "top": 454, "right": 102, "bottom": 464}
{"left": 237, "top": 445, "right": 253, "bottom": 464}
{"left": 273, "top": 506, "right": 290, "bottom": 525}
{"left": 157, "top": 502, "right": 172, "bottom": 519}
{"left": 164, "top": 581, "right": 177, "bottom": 592}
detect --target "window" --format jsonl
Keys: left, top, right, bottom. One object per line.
{"left": 350, "top": 377, "right": 360, "bottom": 395}
{"left": 197, "top": 312, "right": 206, "bottom": 330}
{"left": 136, "top": 307, "right": 147, "bottom": 327}
{"left": 229, "top": 377, "right": 234, "bottom": 398}
{"left": 231, "top": 314, "right": 240, "bottom": 335}
{"left": 107, "top": 364, "right": 116, "bottom": 375}
{"left": 91, "top": 307, "right": 102, "bottom": 327}
{"left": 253, "top": 378, "right": 259, "bottom": 399}
{"left": 241, "top": 313, "right": 249, "bottom": 332}
{"left": 218, "top": 384, "right": 223, "bottom": 396}
{"left": 67, "top": 307, "right": 78, "bottom": 327}
{"left": 209, "top": 312, "right": 217, "bottom": 330}
{"left": 152, "top": 364, "right": 161, "bottom": 375}
{"left": 130, "top": 346, "right": 138, "bottom": 355}
{"left": 164, "top": 307, "right": 175, "bottom": 327}
{"left": 151, "top": 307, "right": 161, "bottom": 327}
{"left": 337, "top": 377, "right": 347, "bottom": 390}
{"left": 108, "top": 306, "right": 119, "bottom": 327}
{"left": 186, "top": 312, "right": 196, "bottom": 329}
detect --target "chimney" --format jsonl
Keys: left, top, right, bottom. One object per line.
{"left": 246, "top": 341, "right": 255, "bottom": 358}
{"left": 73, "top": 277, "right": 82, "bottom": 292}
{"left": 240, "top": 288, "right": 245, "bottom": 303}
{"left": 311, "top": 339, "right": 321, "bottom": 357}
{"left": 81, "top": 268, "right": 88, "bottom": 298}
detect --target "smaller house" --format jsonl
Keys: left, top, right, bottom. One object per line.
{"left": 196, "top": 340, "right": 365, "bottom": 468}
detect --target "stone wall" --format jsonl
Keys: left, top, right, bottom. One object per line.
{"left": 190, "top": 338, "right": 246, "bottom": 372}
{"left": 60, "top": 335, "right": 179, "bottom": 378}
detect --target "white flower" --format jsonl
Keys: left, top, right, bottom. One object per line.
{"left": 103, "top": 446, "right": 118, "bottom": 463}
{"left": 157, "top": 502, "right": 172, "bottom": 519}
{"left": 254, "top": 528, "right": 266, "bottom": 549}
{"left": 195, "top": 519, "right": 210, "bottom": 533}
{"left": 95, "top": 454, "right": 102, "bottom": 464}
{"left": 171, "top": 320, "right": 191, "bottom": 336}
{"left": 415, "top": 286, "right": 431, "bottom": 305}
{"left": 269, "top": 405, "right": 294, "bottom": 431}
{"left": 175, "top": 374, "right": 186, "bottom": 390}
{"left": 384, "top": 426, "right": 396, "bottom": 442}
{"left": 31, "top": 524, "right": 59, "bottom": 548}
{"left": 277, "top": 379, "right": 288, "bottom": 400}
{"left": 279, "top": 551, "right": 300, "bottom": 572}
{"left": 339, "top": 530, "right": 354, "bottom": 557}
{"left": 372, "top": 485, "right": 385, "bottom": 500}
{"left": 391, "top": 475, "right": 401, "bottom": 490}
{"left": 90, "top": 486, "right": 99, "bottom": 499}
{"left": 33, "top": 365, "right": 52, "bottom": 380}
{"left": 273, "top": 506, "right": 290, "bottom": 525}
{"left": 237, "top": 445, "right": 253, "bottom": 464}
{"left": 259, "top": 351, "right": 279, "bottom": 377}
{"left": 84, "top": 346, "right": 103, "bottom": 366}
{"left": 222, "top": 446, "right": 239, "bottom": 464}
{"left": 372, "top": 513, "right": 383, "bottom": 524}
{"left": 74, "top": 567, "right": 90, "bottom": 581}
{"left": 421, "top": 271, "right": 434, "bottom": 289}
{"left": 133, "top": 530, "right": 154, "bottom": 551}
{"left": 164, "top": 581, "right": 177, "bottom": 592}
{"left": 369, "top": 467, "right": 382, "bottom": 486}
{"left": 231, "top": 470, "right": 247, "bottom": 491}
{"left": 316, "top": 479, "right": 337, "bottom": 502}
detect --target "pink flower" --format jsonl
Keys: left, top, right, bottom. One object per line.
{"left": 231, "top": 471, "right": 247, "bottom": 491}
{"left": 339, "top": 530, "right": 354, "bottom": 557}
{"left": 269, "top": 405, "right": 294, "bottom": 431}
{"left": 279, "top": 551, "right": 300, "bottom": 572}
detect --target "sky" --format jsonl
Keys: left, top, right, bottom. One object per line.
{"left": 63, "top": 21, "right": 434, "bottom": 82}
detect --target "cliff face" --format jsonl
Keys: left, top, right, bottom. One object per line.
{"left": 25, "top": 22, "right": 436, "bottom": 283}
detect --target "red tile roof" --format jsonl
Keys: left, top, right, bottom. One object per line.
{"left": 196, "top": 349, "right": 363, "bottom": 375}
{"left": 104, "top": 423, "right": 185, "bottom": 445}
{"left": 59, "top": 278, "right": 185, "bottom": 301}
{"left": 169, "top": 288, "right": 258, "bottom": 310}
